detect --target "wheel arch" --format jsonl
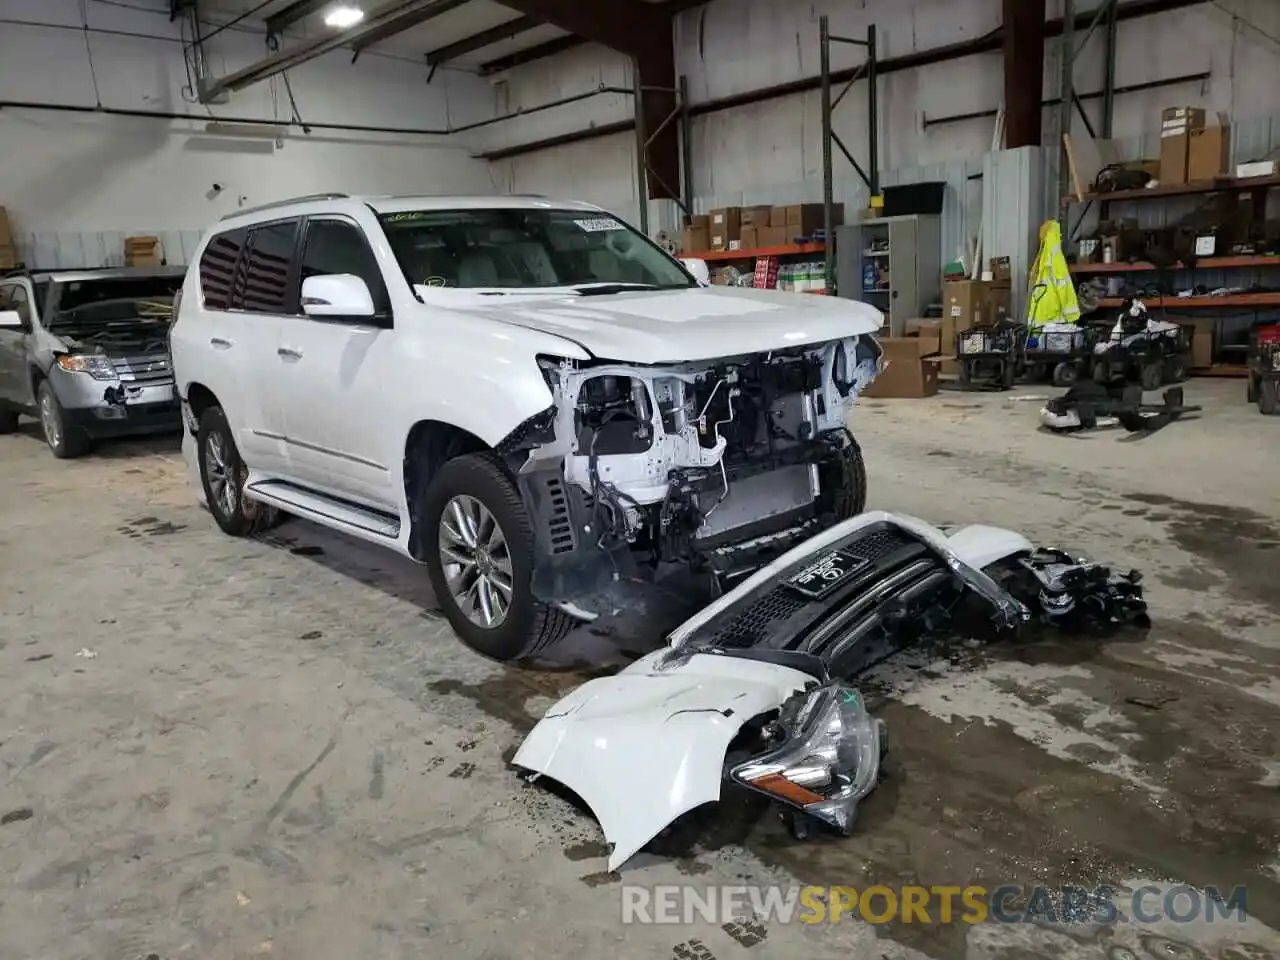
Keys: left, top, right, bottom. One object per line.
{"left": 403, "top": 419, "right": 490, "bottom": 561}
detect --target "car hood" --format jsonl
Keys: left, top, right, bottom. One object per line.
{"left": 423, "top": 285, "right": 883, "bottom": 364}
{"left": 512, "top": 649, "right": 814, "bottom": 872}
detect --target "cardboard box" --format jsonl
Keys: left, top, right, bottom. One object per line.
{"left": 759, "top": 225, "right": 789, "bottom": 247}
{"left": 1180, "top": 319, "right": 1214, "bottom": 368}
{"left": 0, "top": 207, "right": 13, "bottom": 248}
{"left": 862, "top": 337, "right": 941, "bottom": 399}
{"left": 708, "top": 207, "right": 741, "bottom": 250}
{"left": 1188, "top": 124, "right": 1230, "bottom": 181}
{"left": 680, "top": 226, "right": 710, "bottom": 254}
{"left": 1159, "top": 106, "right": 1207, "bottom": 186}
{"left": 770, "top": 206, "right": 789, "bottom": 230}
{"left": 124, "top": 235, "right": 162, "bottom": 267}
{"left": 1160, "top": 106, "right": 1206, "bottom": 131}
{"left": 784, "top": 203, "right": 843, "bottom": 237}
{"left": 739, "top": 226, "right": 759, "bottom": 250}
{"left": 687, "top": 213, "right": 710, "bottom": 229}
{"left": 1160, "top": 132, "right": 1190, "bottom": 185}
{"left": 989, "top": 256, "right": 1012, "bottom": 283}
{"left": 904, "top": 319, "right": 943, "bottom": 357}
{"left": 742, "top": 206, "right": 773, "bottom": 228}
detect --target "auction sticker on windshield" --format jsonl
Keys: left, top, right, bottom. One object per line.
{"left": 785, "top": 550, "right": 870, "bottom": 600}
{"left": 574, "top": 217, "right": 626, "bottom": 232}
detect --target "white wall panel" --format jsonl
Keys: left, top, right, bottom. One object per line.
{"left": 0, "top": 0, "right": 493, "bottom": 255}
{"left": 480, "top": 0, "right": 1280, "bottom": 277}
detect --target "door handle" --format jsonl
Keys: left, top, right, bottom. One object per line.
{"left": 277, "top": 347, "right": 303, "bottom": 361}
{"left": 210, "top": 337, "right": 232, "bottom": 349}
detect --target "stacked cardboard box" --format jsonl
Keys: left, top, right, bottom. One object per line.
{"left": 679, "top": 214, "right": 711, "bottom": 254}
{"left": 0, "top": 207, "right": 17, "bottom": 270}
{"left": 680, "top": 202, "right": 846, "bottom": 254}
{"left": 125, "top": 236, "right": 162, "bottom": 267}
{"left": 863, "top": 321, "right": 944, "bottom": 398}
{"left": 938, "top": 279, "right": 1013, "bottom": 375}
{"left": 1159, "top": 106, "right": 1231, "bottom": 184}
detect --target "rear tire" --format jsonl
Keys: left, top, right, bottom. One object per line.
{"left": 1163, "top": 354, "right": 1187, "bottom": 384}
{"left": 1260, "top": 379, "right": 1279, "bottom": 416}
{"left": 0, "top": 408, "right": 18, "bottom": 434}
{"left": 1247, "top": 375, "right": 1259, "bottom": 403}
{"left": 1052, "top": 361, "right": 1079, "bottom": 387}
{"left": 420, "top": 452, "right": 574, "bottom": 661}
{"left": 197, "top": 406, "right": 277, "bottom": 536}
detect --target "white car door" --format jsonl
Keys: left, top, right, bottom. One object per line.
{"left": 195, "top": 220, "right": 298, "bottom": 477}
{"left": 272, "top": 215, "right": 396, "bottom": 510}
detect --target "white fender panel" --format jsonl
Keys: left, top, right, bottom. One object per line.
{"left": 945, "top": 524, "right": 1034, "bottom": 570}
{"left": 513, "top": 651, "right": 814, "bottom": 871}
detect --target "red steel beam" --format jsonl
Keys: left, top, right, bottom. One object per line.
{"left": 1004, "top": 0, "right": 1047, "bottom": 147}
{"left": 493, "top": 0, "right": 680, "bottom": 201}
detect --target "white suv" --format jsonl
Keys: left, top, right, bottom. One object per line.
{"left": 169, "top": 193, "right": 884, "bottom": 660}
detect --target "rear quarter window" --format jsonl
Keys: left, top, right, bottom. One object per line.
{"left": 199, "top": 227, "right": 247, "bottom": 310}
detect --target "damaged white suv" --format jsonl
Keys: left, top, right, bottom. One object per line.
{"left": 169, "top": 194, "right": 884, "bottom": 659}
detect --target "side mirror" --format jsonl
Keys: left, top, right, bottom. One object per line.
{"left": 301, "top": 274, "right": 375, "bottom": 318}
{"left": 0, "top": 309, "right": 23, "bottom": 328}
{"left": 680, "top": 258, "right": 711, "bottom": 287}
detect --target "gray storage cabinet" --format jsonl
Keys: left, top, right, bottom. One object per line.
{"left": 835, "top": 214, "right": 941, "bottom": 337}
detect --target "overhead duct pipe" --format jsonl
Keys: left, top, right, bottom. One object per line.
{"left": 199, "top": 0, "right": 460, "bottom": 103}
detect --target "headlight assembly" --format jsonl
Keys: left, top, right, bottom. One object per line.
{"left": 56, "top": 353, "right": 117, "bottom": 381}
{"left": 729, "top": 682, "right": 884, "bottom": 834}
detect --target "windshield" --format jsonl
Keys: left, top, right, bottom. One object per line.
{"left": 377, "top": 208, "right": 695, "bottom": 292}
{"left": 49, "top": 275, "right": 183, "bottom": 329}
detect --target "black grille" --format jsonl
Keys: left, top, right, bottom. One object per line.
{"left": 709, "top": 588, "right": 810, "bottom": 648}
{"left": 840, "top": 524, "right": 913, "bottom": 562}
{"left": 698, "top": 523, "right": 918, "bottom": 650}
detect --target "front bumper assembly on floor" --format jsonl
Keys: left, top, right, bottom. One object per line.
{"left": 513, "top": 511, "right": 1148, "bottom": 871}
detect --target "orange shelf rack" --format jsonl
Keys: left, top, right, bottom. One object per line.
{"left": 688, "top": 242, "right": 826, "bottom": 262}
{"left": 1072, "top": 255, "right": 1280, "bottom": 274}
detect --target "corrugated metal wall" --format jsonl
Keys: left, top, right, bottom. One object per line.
{"left": 13, "top": 230, "right": 203, "bottom": 271}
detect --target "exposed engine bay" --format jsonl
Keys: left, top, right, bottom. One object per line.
{"left": 511, "top": 335, "right": 882, "bottom": 612}
{"left": 513, "top": 511, "right": 1149, "bottom": 871}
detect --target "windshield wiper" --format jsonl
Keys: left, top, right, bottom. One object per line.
{"left": 571, "top": 283, "right": 661, "bottom": 297}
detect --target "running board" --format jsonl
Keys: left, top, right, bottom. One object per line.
{"left": 246, "top": 479, "right": 401, "bottom": 539}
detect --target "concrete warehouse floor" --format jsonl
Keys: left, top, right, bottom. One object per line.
{"left": 1, "top": 380, "right": 1278, "bottom": 960}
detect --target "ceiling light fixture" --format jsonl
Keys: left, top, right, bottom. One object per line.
{"left": 324, "top": 5, "right": 365, "bottom": 28}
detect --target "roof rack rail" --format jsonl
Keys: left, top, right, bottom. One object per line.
{"left": 220, "top": 193, "right": 351, "bottom": 221}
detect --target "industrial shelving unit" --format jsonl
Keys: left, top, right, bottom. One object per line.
{"left": 1062, "top": 174, "right": 1280, "bottom": 376}
{"left": 819, "top": 15, "right": 880, "bottom": 296}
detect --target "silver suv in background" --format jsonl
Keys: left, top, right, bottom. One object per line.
{"left": 0, "top": 267, "right": 185, "bottom": 457}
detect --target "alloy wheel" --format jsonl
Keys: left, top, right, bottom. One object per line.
{"left": 204, "top": 431, "right": 238, "bottom": 517}
{"left": 438, "top": 494, "right": 514, "bottom": 629}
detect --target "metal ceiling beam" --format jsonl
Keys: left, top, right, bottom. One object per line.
{"left": 479, "top": 34, "right": 585, "bottom": 75}
{"left": 200, "top": 0, "right": 456, "bottom": 101}
{"left": 264, "top": 0, "right": 331, "bottom": 35}
{"left": 493, "top": 0, "right": 669, "bottom": 57}
{"left": 478, "top": 0, "right": 707, "bottom": 75}
{"left": 350, "top": 0, "right": 471, "bottom": 52}
{"left": 426, "top": 14, "right": 538, "bottom": 65}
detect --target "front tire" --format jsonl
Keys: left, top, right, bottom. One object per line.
{"left": 197, "top": 406, "right": 277, "bottom": 536}
{"left": 38, "top": 381, "right": 89, "bottom": 459}
{"left": 420, "top": 452, "right": 573, "bottom": 661}
{"left": 821, "top": 439, "right": 868, "bottom": 518}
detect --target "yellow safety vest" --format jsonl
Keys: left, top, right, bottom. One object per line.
{"left": 1026, "top": 220, "right": 1081, "bottom": 329}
